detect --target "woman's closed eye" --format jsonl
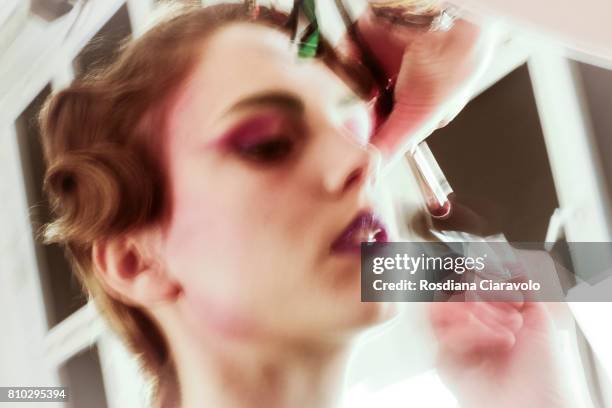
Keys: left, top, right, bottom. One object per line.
{"left": 221, "top": 113, "right": 302, "bottom": 164}
{"left": 236, "top": 135, "right": 294, "bottom": 163}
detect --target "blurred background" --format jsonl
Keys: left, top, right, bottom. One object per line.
{"left": 1, "top": 0, "right": 612, "bottom": 407}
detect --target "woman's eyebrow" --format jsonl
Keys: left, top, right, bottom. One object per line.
{"left": 223, "top": 91, "right": 305, "bottom": 116}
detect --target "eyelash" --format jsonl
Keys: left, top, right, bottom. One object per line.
{"left": 224, "top": 115, "right": 302, "bottom": 165}
{"left": 234, "top": 135, "right": 296, "bottom": 164}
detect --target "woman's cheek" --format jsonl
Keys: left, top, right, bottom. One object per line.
{"left": 163, "top": 210, "right": 266, "bottom": 340}
{"left": 163, "top": 191, "right": 247, "bottom": 281}
{"left": 164, "top": 205, "right": 276, "bottom": 341}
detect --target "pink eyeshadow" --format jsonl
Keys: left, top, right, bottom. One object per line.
{"left": 218, "top": 114, "right": 287, "bottom": 147}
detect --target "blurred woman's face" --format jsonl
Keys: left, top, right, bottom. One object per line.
{"left": 160, "top": 23, "right": 396, "bottom": 343}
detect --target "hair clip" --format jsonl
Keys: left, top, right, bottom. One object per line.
{"left": 287, "top": 0, "right": 321, "bottom": 59}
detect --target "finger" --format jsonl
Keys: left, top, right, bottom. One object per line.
{"left": 430, "top": 301, "right": 522, "bottom": 344}
{"left": 518, "top": 301, "right": 552, "bottom": 331}
{"left": 472, "top": 302, "right": 524, "bottom": 335}
{"left": 370, "top": 99, "right": 432, "bottom": 156}
{"left": 436, "top": 309, "right": 517, "bottom": 355}
{"left": 431, "top": 301, "right": 522, "bottom": 337}
{"left": 484, "top": 300, "right": 524, "bottom": 314}
{"left": 429, "top": 301, "right": 469, "bottom": 331}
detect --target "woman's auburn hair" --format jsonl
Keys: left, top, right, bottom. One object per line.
{"left": 39, "top": 3, "right": 292, "bottom": 406}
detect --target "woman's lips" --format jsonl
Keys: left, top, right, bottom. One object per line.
{"left": 330, "top": 211, "right": 388, "bottom": 255}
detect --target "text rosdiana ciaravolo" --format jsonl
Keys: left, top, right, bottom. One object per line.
{"left": 372, "top": 279, "right": 541, "bottom": 291}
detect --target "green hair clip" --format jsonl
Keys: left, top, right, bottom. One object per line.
{"left": 296, "top": 0, "right": 320, "bottom": 59}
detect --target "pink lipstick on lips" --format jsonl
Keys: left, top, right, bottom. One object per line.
{"left": 330, "top": 211, "right": 388, "bottom": 255}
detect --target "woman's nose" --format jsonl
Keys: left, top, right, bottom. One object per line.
{"left": 319, "top": 134, "right": 381, "bottom": 197}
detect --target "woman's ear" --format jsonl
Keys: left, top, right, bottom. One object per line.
{"left": 92, "top": 228, "right": 181, "bottom": 307}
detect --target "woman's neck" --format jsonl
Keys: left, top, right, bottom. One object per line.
{"left": 174, "top": 335, "right": 351, "bottom": 408}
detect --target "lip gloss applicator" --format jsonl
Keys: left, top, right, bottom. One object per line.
{"left": 407, "top": 142, "right": 453, "bottom": 220}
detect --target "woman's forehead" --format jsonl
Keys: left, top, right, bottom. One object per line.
{"left": 207, "top": 22, "right": 297, "bottom": 62}
{"left": 194, "top": 23, "right": 347, "bottom": 99}
{"left": 166, "top": 23, "right": 352, "bottom": 143}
